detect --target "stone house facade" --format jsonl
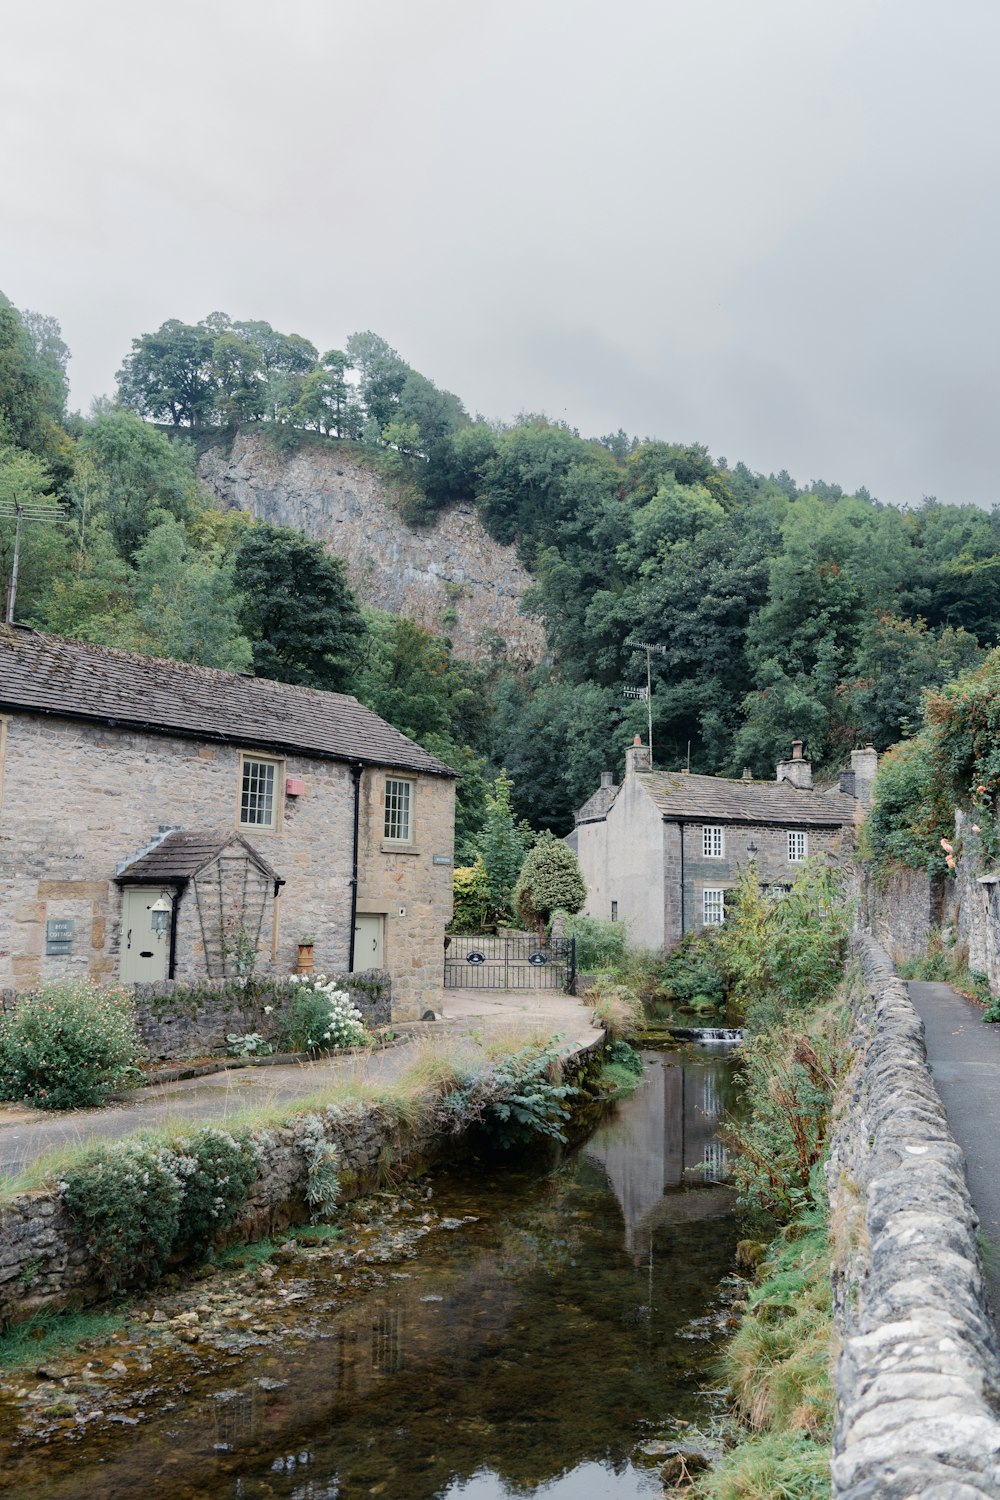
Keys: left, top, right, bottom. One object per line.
{"left": 575, "top": 738, "right": 872, "bottom": 950}
{"left": 0, "top": 627, "right": 456, "bottom": 1021}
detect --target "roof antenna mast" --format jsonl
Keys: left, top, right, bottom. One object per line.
{"left": 623, "top": 637, "right": 667, "bottom": 769}
{"left": 2, "top": 499, "right": 68, "bottom": 625}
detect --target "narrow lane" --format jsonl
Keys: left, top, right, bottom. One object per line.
{"left": 907, "top": 979, "right": 1000, "bottom": 1328}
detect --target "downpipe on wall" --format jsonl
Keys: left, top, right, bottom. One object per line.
{"left": 348, "top": 761, "right": 363, "bottom": 971}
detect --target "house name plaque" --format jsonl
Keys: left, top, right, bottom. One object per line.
{"left": 45, "top": 918, "right": 75, "bottom": 956}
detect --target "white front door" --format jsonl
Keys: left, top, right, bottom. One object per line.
{"left": 354, "top": 913, "right": 384, "bottom": 970}
{"left": 119, "top": 887, "right": 170, "bottom": 983}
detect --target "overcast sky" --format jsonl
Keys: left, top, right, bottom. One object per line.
{"left": 3, "top": 1, "right": 998, "bottom": 508}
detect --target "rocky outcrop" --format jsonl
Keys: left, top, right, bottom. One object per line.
{"left": 198, "top": 432, "right": 546, "bottom": 667}
{"left": 827, "top": 936, "right": 1000, "bottom": 1498}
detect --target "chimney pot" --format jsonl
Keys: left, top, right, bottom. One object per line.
{"left": 600, "top": 770, "right": 614, "bottom": 789}
{"left": 742, "top": 767, "right": 753, "bottom": 781}
{"left": 633, "top": 735, "right": 641, "bottom": 746}
{"left": 792, "top": 740, "right": 803, "bottom": 760}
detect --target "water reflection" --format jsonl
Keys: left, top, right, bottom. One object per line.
{"left": 0, "top": 1050, "right": 738, "bottom": 1500}
{"left": 586, "top": 1047, "right": 737, "bottom": 1255}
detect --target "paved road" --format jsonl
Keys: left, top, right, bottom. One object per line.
{"left": 0, "top": 989, "right": 599, "bottom": 1181}
{"left": 907, "top": 979, "right": 1000, "bottom": 1325}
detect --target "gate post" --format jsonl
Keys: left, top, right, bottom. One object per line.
{"left": 567, "top": 935, "right": 577, "bottom": 995}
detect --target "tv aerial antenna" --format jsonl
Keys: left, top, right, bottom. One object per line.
{"left": 1, "top": 498, "right": 69, "bottom": 625}
{"left": 623, "top": 637, "right": 667, "bottom": 767}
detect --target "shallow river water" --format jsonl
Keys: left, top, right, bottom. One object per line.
{"left": 0, "top": 1046, "right": 739, "bottom": 1500}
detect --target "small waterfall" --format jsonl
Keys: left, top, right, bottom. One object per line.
{"left": 666, "top": 1026, "right": 743, "bottom": 1044}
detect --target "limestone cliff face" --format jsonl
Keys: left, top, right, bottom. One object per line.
{"left": 198, "top": 432, "right": 545, "bottom": 666}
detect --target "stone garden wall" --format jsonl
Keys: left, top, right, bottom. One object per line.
{"left": 131, "top": 971, "right": 392, "bottom": 1059}
{"left": 827, "top": 935, "right": 1000, "bottom": 1498}
{"left": 858, "top": 866, "right": 945, "bottom": 966}
{"left": 0, "top": 1035, "right": 603, "bottom": 1324}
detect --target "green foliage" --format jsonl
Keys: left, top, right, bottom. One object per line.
{"left": 513, "top": 831, "right": 586, "bottom": 932}
{"left": 438, "top": 1040, "right": 577, "bottom": 1148}
{"left": 281, "top": 977, "right": 371, "bottom": 1052}
{"left": 717, "top": 862, "right": 851, "bottom": 1032}
{"left": 451, "top": 855, "right": 491, "bottom": 934}
{"left": 298, "top": 1114, "right": 341, "bottom": 1221}
{"left": 727, "top": 1012, "right": 848, "bottom": 1216}
{"left": 476, "top": 770, "right": 534, "bottom": 926}
{"left": 897, "top": 934, "right": 993, "bottom": 1009}
{"left": 656, "top": 931, "right": 726, "bottom": 1011}
{"left": 599, "top": 1039, "right": 645, "bottom": 1097}
{"left": 60, "top": 1140, "right": 184, "bottom": 1290}
{"left": 926, "top": 648, "right": 1000, "bottom": 861}
{"left": 233, "top": 522, "right": 364, "bottom": 689}
{"left": 559, "top": 911, "right": 627, "bottom": 972}
{"left": 587, "top": 978, "right": 646, "bottom": 1040}
{"left": 60, "top": 1124, "right": 260, "bottom": 1290}
{"left": 0, "top": 982, "right": 143, "bottom": 1110}
{"left": 172, "top": 1128, "right": 260, "bottom": 1254}
{"left": 861, "top": 735, "right": 952, "bottom": 874}
{"left": 692, "top": 1215, "right": 833, "bottom": 1500}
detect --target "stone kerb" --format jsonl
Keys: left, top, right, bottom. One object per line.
{"left": 828, "top": 935, "right": 1000, "bottom": 1498}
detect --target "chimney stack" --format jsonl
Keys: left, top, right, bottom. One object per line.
{"left": 849, "top": 744, "right": 878, "bottom": 805}
{"left": 776, "top": 739, "right": 813, "bottom": 790}
{"left": 625, "top": 735, "right": 651, "bottom": 777}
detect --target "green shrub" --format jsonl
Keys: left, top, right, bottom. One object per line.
{"left": 513, "top": 831, "right": 586, "bottom": 932}
{"left": 860, "top": 734, "right": 952, "bottom": 876}
{"left": 558, "top": 911, "right": 627, "bottom": 971}
{"left": 299, "top": 1114, "right": 341, "bottom": 1221}
{"left": 61, "top": 1140, "right": 183, "bottom": 1290}
{"left": 0, "top": 982, "right": 143, "bottom": 1110}
{"left": 60, "top": 1124, "right": 261, "bottom": 1291}
{"left": 172, "top": 1128, "right": 260, "bottom": 1254}
{"left": 451, "top": 855, "right": 491, "bottom": 933}
{"left": 588, "top": 979, "right": 645, "bottom": 1040}
{"left": 657, "top": 931, "right": 726, "bottom": 1011}
{"left": 438, "top": 1040, "right": 576, "bottom": 1148}
{"left": 280, "top": 976, "right": 371, "bottom": 1051}
{"left": 718, "top": 861, "right": 850, "bottom": 1032}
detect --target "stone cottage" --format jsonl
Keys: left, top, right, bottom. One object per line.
{"left": 0, "top": 626, "right": 456, "bottom": 1021}
{"left": 575, "top": 737, "right": 873, "bottom": 950}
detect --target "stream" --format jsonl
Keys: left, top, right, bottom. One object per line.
{"left": 0, "top": 1045, "right": 740, "bottom": 1500}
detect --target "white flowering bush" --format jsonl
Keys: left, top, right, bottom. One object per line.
{"left": 61, "top": 1125, "right": 260, "bottom": 1290}
{"left": 282, "top": 975, "right": 371, "bottom": 1052}
{"left": 0, "top": 981, "right": 144, "bottom": 1110}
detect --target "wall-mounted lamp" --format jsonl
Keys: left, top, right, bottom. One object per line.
{"left": 746, "top": 841, "right": 758, "bottom": 860}
{"left": 150, "top": 893, "right": 173, "bottom": 939}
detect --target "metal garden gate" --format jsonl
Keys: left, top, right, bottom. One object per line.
{"left": 444, "top": 934, "right": 576, "bottom": 992}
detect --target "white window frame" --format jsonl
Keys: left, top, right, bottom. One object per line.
{"left": 702, "top": 824, "right": 725, "bottom": 859}
{"left": 787, "top": 830, "right": 808, "bottom": 863}
{"left": 703, "top": 887, "right": 726, "bottom": 926}
{"left": 238, "top": 753, "right": 282, "bottom": 830}
{"left": 383, "top": 776, "right": 414, "bottom": 844}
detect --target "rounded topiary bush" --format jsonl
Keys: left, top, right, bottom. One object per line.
{"left": 513, "top": 831, "right": 586, "bottom": 934}
{"left": 0, "top": 981, "right": 144, "bottom": 1110}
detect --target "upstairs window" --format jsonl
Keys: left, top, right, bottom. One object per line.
{"left": 788, "top": 830, "right": 808, "bottom": 863}
{"left": 384, "top": 778, "right": 413, "bottom": 843}
{"left": 703, "top": 888, "right": 725, "bottom": 926}
{"left": 240, "top": 756, "right": 280, "bottom": 828}
{"left": 703, "top": 825, "right": 724, "bottom": 858}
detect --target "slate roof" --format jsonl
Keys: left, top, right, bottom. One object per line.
{"left": 0, "top": 627, "right": 454, "bottom": 777}
{"left": 644, "top": 771, "right": 856, "bottom": 827}
{"left": 575, "top": 781, "right": 619, "bottom": 823}
{"left": 116, "top": 829, "right": 283, "bottom": 886}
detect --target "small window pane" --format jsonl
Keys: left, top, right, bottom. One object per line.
{"left": 703, "top": 825, "right": 724, "bottom": 858}
{"left": 384, "top": 778, "right": 412, "bottom": 842}
{"left": 703, "top": 888, "right": 725, "bottom": 926}
{"left": 241, "top": 759, "right": 276, "bottom": 827}
{"left": 788, "top": 830, "right": 807, "bottom": 862}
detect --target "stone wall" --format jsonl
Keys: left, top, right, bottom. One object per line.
{"left": 0, "top": 1034, "right": 603, "bottom": 1322}
{"left": 198, "top": 432, "right": 546, "bottom": 667}
{"left": 131, "top": 971, "right": 392, "bottom": 1059}
{"left": 827, "top": 935, "right": 1000, "bottom": 1498}
{"left": 954, "top": 812, "right": 1000, "bottom": 1000}
{"left": 859, "top": 865, "right": 946, "bottom": 966}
